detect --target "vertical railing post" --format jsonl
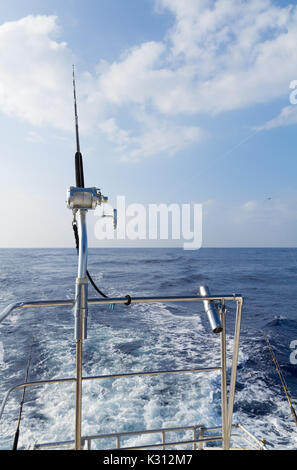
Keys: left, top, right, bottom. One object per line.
{"left": 220, "top": 303, "right": 228, "bottom": 450}
{"left": 193, "top": 427, "right": 197, "bottom": 450}
{"left": 198, "top": 427, "right": 205, "bottom": 450}
{"left": 226, "top": 298, "right": 243, "bottom": 448}
{"left": 162, "top": 431, "right": 166, "bottom": 450}
{"left": 75, "top": 340, "right": 83, "bottom": 450}
{"left": 74, "top": 209, "right": 88, "bottom": 450}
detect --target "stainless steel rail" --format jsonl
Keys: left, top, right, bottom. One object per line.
{"left": 32, "top": 423, "right": 266, "bottom": 451}
{"left": 0, "top": 293, "right": 244, "bottom": 450}
{"left": 0, "top": 294, "right": 242, "bottom": 324}
{"left": 0, "top": 366, "right": 220, "bottom": 423}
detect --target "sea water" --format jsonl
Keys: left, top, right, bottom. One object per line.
{"left": 0, "top": 248, "right": 296, "bottom": 450}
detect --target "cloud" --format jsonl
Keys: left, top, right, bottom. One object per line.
{"left": 242, "top": 201, "right": 258, "bottom": 211}
{"left": 0, "top": 15, "right": 74, "bottom": 130}
{"left": 26, "top": 130, "right": 44, "bottom": 143}
{"left": 256, "top": 105, "right": 297, "bottom": 131}
{"left": 90, "top": 0, "right": 297, "bottom": 158}
{"left": 99, "top": 115, "right": 205, "bottom": 162}
{"left": 203, "top": 196, "right": 297, "bottom": 246}
{"left": 98, "top": 41, "right": 166, "bottom": 107}
{"left": 236, "top": 198, "right": 297, "bottom": 224}
{"left": 2, "top": 2, "right": 297, "bottom": 160}
{"left": 155, "top": 0, "right": 297, "bottom": 114}
{"left": 207, "top": 197, "right": 297, "bottom": 224}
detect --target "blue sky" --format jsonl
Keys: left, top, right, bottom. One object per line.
{"left": 0, "top": 0, "right": 297, "bottom": 247}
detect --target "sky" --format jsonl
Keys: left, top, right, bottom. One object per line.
{"left": 0, "top": 0, "right": 297, "bottom": 248}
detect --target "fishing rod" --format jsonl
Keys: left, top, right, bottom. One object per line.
{"left": 68, "top": 67, "right": 120, "bottom": 450}
{"left": 12, "top": 337, "right": 34, "bottom": 450}
{"left": 262, "top": 331, "right": 297, "bottom": 428}
{"left": 71, "top": 66, "right": 109, "bottom": 299}
{"left": 73, "top": 65, "right": 84, "bottom": 189}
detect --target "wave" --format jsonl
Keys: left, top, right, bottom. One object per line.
{"left": 1, "top": 248, "right": 297, "bottom": 449}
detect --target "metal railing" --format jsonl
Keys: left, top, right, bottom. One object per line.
{"left": 0, "top": 365, "right": 220, "bottom": 423}
{"left": 0, "top": 291, "right": 257, "bottom": 450}
{"left": 33, "top": 423, "right": 266, "bottom": 451}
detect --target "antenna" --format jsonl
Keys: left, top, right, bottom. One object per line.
{"left": 72, "top": 65, "right": 85, "bottom": 188}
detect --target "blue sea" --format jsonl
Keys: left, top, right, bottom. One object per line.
{"left": 0, "top": 248, "right": 296, "bottom": 450}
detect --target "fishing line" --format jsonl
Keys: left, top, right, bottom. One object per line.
{"left": 12, "top": 336, "right": 34, "bottom": 450}
{"left": 261, "top": 330, "right": 297, "bottom": 428}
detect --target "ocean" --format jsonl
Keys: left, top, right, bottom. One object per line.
{"left": 0, "top": 247, "right": 296, "bottom": 450}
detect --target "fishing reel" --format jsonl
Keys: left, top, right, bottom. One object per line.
{"left": 67, "top": 186, "right": 106, "bottom": 210}
{"left": 67, "top": 186, "right": 117, "bottom": 229}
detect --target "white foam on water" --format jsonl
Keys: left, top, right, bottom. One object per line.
{"left": 0, "top": 299, "right": 296, "bottom": 450}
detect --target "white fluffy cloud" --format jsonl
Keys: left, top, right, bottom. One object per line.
{"left": 0, "top": 15, "right": 74, "bottom": 130}
{"left": 256, "top": 105, "right": 297, "bottom": 131}
{"left": 155, "top": 0, "right": 297, "bottom": 114}
{"left": 1, "top": 2, "right": 297, "bottom": 161}
{"left": 98, "top": 114, "right": 205, "bottom": 162}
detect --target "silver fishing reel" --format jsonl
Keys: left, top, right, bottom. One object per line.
{"left": 67, "top": 186, "right": 107, "bottom": 210}
{"left": 67, "top": 186, "right": 117, "bottom": 229}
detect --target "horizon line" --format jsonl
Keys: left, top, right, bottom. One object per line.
{"left": 0, "top": 246, "right": 296, "bottom": 250}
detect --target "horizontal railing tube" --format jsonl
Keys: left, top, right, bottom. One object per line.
{"left": 0, "top": 367, "right": 220, "bottom": 422}
{"left": 33, "top": 423, "right": 266, "bottom": 451}
{"left": 110, "top": 436, "right": 224, "bottom": 451}
{"left": 0, "top": 294, "right": 242, "bottom": 325}
{"left": 0, "top": 293, "right": 245, "bottom": 451}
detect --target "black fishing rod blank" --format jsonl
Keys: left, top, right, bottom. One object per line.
{"left": 72, "top": 65, "right": 85, "bottom": 188}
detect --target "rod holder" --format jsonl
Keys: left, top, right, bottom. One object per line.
{"left": 199, "top": 286, "right": 223, "bottom": 334}
{"left": 74, "top": 278, "right": 88, "bottom": 341}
